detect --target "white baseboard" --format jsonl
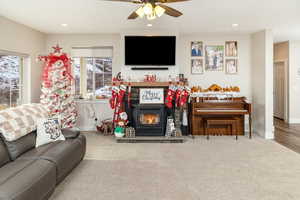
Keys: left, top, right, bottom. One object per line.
{"left": 289, "top": 118, "right": 300, "bottom": 124}
{"left": 265, "top": 131, "right": 274, "bottom": 140}
{"left": 76, "top": 126, "right": 96, "bottom": 132}
{"left": 253, "top": 129, "right": 274, "bottom": 140}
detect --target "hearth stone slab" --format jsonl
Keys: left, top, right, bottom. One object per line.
{"left": 116, "top": 137, "right": 185, "bottom": 143}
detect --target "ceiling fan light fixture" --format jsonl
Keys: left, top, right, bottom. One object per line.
{"left": 135, "top": 7, "right": 145, "bottom": 18}
{"left": 147, "top": 12, "right": 156, "bottom": 20}
{"left": 143, "top": 3, "right": 153, "bottom": 15}
{"left": 154, "top": 5, "right": 165, "bottom": 17}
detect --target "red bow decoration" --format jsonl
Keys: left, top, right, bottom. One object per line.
{"left": 38, "top": 45, "right": 73, "bottom": 88}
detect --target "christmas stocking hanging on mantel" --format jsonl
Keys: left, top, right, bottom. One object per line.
{"left": 117, "top": 85, "right": 126, "bottom": 107}
{"left": 179, "top": 86, "right": 191, "bottom": 107}
{"left": 175, "top": 85, "right": 184, "bottom": 107}
{"left": 165, "top": 85, "right": 177, "bottom": 109}
{"left": 39, "top": 44, "right": 77, "bottom": 128}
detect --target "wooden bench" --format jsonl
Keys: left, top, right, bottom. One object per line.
{"left": 204, "top": 118, "right": 238, "bottom": 140}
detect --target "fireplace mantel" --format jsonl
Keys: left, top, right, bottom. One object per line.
{"left": 113, "top": 81, "right": 187, "bottom": 87}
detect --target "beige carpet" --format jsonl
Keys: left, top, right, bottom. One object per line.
{"left": 50, "top": 133, "right": 300, "bottom": 200}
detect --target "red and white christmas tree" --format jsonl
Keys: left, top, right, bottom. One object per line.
{"left": 39, "top": 45, "right": 77, "bottom": 128}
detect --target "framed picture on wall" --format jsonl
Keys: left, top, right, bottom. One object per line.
{"left": 191, "top": 41, "right": 203, "bottom": 57}
{"left": 225, "top": 59, "right": 238, "bottom": 74}
{"left": 191, "top": 59, "right": 204, "bottom": 74}
{"left": 205, "top": 45, "right": 224, "bottom": 71}
{"left": 225, "top": 41, "right": 238, "bottom": 57}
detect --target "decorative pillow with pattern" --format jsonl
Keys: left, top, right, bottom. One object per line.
{"left": 0, "top": 104, "right": 49, "bottom": 142}
{"left": 36, "top": 118, "right": 65, "bottom": 147}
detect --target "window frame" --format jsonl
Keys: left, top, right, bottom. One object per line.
{"left": 0, "top": 54, "right": 25, "bottom": 109}
{"left": 73, "top": 56, "right": 112, "bottom": 99}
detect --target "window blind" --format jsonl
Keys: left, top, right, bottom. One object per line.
{"left": 71, "top": 47, "right": 113, "bottom": 58}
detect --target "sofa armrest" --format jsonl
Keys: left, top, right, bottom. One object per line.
{"left": 61, "top": 128, "right": 80, "bottom": 139}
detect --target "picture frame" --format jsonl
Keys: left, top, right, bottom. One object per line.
{"left": 139, "top": 88, "right": 164, "bottom": 104}
{"left": 205, "top": 45, "right": 224, "bottom": 71}
{"left": 191, "top": 59, "right": 204, "bottom": 74}
{"left": 191, "top": 41, "right": 203, "bottom": 57}
{"left": 225, "top": 41, "right": 238, "bottom": 57}
{"left": 225, "top": 59, "right": 238, "bottom": 74}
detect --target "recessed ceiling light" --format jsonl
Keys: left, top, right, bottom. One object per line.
{"left": 147, "top": 24, "right": 153, "bottom": 27}
{"left": 232, "top": 23, "right": 239, "bottom": 27}
{"left": 61, "top": 23, "right": 68, "bottom": 27}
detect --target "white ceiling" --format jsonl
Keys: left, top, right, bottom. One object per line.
{"left": 0, "top": 0, "right": 299, "bottom": 41}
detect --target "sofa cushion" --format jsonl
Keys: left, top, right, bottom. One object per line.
{"left": 0, "top": 159, "right": 56, "bottom": 200}
{"left": 1, "top": 131, "right": 36, "bottom": 161}
{"left": 62, "top": 128, "right": 80, "bottom": 139}
{"left": 0, "top": 140, "right": 10, "bottom": 168}
{"left": 20, "top": 134, "right": 86, "bottom": 184}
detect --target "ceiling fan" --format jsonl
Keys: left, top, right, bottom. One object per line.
{"left": 103, "top": 0, "right": 190, "bottom": 20}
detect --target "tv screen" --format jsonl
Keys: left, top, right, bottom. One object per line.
{"left": 125, "top": 36, "right": 176, "bottom": 66}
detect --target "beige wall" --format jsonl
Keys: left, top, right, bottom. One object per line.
{"left": 273, "top": 41, "right": 300, "bottom": 123}
{"left": 46, "top": 33, "right": 253, "bottom": 101}
{"left": 0, "top": 17, "right": 276, "bottom": 136}
{"left": 178, "top": 34, "right": 252, "bottom": 100}
{"left": 46, "top": 34, "right": 121, "bottom": 76}
{"left": 273, "top": 41, "right": 289, "bottom": 122}
{"left": 288, "top": 41, "right": 300, "bottom": 123}
{"left": 46, "top": 33, "right": 255, "bottom": 131}
{"left": 46, "top": 32, "right": 180, "bottom": 80}
{"left": 251, "top": 30, "right": 274, "bottom": 139}
{"left": 0, "top": 16, "right": 46, "bottom": 103}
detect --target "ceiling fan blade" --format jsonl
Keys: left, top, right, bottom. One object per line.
{"left": 101, "top": 0, "right": 142, "bottom": 4}
{"left": 156, "top": 0, "right": 190, "bottom": 3}
{"left": 158, "top": 4, "right": 183, "bottom": 17}
{"left": 128, "top": 10, "right": 139, "bottom": 19}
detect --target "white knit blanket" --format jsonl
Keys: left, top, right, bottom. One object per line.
{"left": 0, "top": 104, "right": 49, "bottom": 142}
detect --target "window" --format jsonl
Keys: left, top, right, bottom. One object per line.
{"left": 73, "top": 57, "right": 81, "bottom": 95}
{"left": 73, "top": 57, "right": 112, "bottom": 99}
{"left": 0, "top": 55, "right": 23, "bottom": 110}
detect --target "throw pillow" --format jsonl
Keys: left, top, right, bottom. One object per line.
{"left": 36, "top": 118, "right": 65, "bottom": 147}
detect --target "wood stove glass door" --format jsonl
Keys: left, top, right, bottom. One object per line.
{"left": 139, "top": 113, "right": 160, "bottom": 125}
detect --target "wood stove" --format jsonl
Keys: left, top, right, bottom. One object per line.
{"left": 132, "top": 104, "right": 166, "bottom": 136}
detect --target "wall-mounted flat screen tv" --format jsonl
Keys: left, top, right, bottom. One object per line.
{"left": 125, "top": 36, "right": 176, "bottom": 66}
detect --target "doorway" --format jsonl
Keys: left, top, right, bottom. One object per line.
{"left": 273, "top": 60, "right": 288, "bottom": 122}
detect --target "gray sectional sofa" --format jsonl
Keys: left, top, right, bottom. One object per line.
{"left": 0, "top": 129, "right": 86, "bottom": 200}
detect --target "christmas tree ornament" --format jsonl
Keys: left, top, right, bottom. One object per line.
{"left": 39, "top": 45, "right": 77, "bottom": 128}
